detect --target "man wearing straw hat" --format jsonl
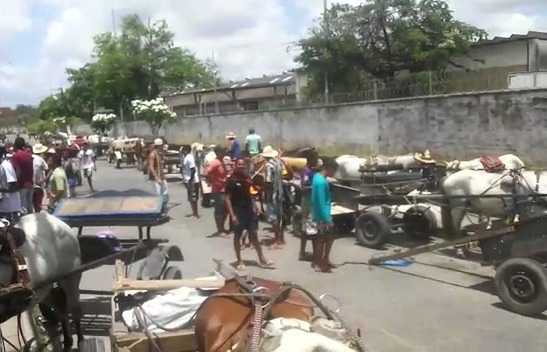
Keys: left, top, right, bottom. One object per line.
{"left": 31, "top": 143, "right": 49, "bottom": 212}
{"left": 226, "top": 132, "right": 242, "bottom": 159}
{"left": 262, "top": 145, "right": 285, "bottom": 249}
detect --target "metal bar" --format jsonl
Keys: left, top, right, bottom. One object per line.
{"left": 355, "top": 193, "right": 547, "bottom": 205}
{"left": 368, "top": 226, "right": 515, "bottom": 265}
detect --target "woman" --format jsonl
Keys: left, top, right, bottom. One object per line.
{"left": 299, "top": 156, "right": 320, "bottom": 261}
{"left": 225, "top": 158, "right": 273, "bottom": 271}
{"left": 310, "top": 157, "right": 338, "bottom": 273}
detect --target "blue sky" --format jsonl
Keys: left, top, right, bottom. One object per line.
{"left": 0, "top": 0, "right": 546, "bottom": 107}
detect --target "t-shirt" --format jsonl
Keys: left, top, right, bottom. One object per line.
{"left": 265, "top": 158, "right": 283, "bottom": 202}
{"left": 11, "top": 150, "right": 34, "bottom": 189}
{"left": 78, "top": 149, "right": 95, "bottom": 170}
{"left": 182, "top": 153, "right": 199, "bottom": 183}
{"left": 311, "top": 173, "right": 332, "bottom": 223}
{"left": 206, "top": 158, "right": 226, "bottom": 193}
{"left": 225, "top": 175, "right": 253, "bottom": 211}
{"left": 50, "top": 167, "right": 68, "bottom": 206}
{"left": 0, "top": 160, "right": 21, "bottom": 213}
{"left": 32, "top": 154, "right": 49, "bottom": 189}
{"left": 230, "top": 140, "right": 242, "bottom": 159}
{"left": 245, "top": 134, "right": 261, "bottom": 155}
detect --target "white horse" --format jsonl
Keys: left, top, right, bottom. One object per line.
{"left": 0, "top": 213, "right": 82, "bottom": 351}
{"left": 445, "top": 154, "right": 525, "bottom": 172}
{"left": 444, "top": 154, "right": 526, "bottom": 230}
{"left": 334, "top": 155, "right": 368, "bottom": 182}
{"left": 441, "top": 169, "right": 547, "bottom": 236}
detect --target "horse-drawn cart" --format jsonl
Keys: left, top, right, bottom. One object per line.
{"left": 11, "top": 190, "right": 183, "bottom": 352}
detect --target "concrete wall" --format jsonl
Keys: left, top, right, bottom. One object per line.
{"left": 82, "top": 88, "right": 547, "bottom": 164}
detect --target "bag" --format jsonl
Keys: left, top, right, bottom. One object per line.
{"left": 304, "top": 220, "right": 318, "bottom": 235}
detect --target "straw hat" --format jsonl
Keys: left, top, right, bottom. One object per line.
{"left": 260, "top": 145, "right": 279, "bottom": 158}
{"left": 32, "top": 143, "right": 48, "bottom": 154}
{"left": 47, "top": 147, "right": 56, "bottom": 154}
{"left": 414, "top": 150, "right": 436, "bottom": 164}
{"left": 154, "top": 138, "right": 163, "bottom": 146}
{"left": 226, "top": 132, "right": 237, "bottom": 140}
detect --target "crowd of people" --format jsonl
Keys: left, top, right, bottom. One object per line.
{"left": 171, "top": 128, "right": 340, "bottom": 274}
{"left": 0, "top": 136, "right": 97, "bottom": 223}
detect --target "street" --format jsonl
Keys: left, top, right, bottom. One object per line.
{"left": 3, "top": 160, "right": 547, "bottom": 351}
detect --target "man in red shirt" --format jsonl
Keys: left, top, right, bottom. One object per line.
{"left": 206, "top": 146, "right": 228, "bottom": 236}
{"left": 11, "top": 137, "right": 34, "bottom": 214}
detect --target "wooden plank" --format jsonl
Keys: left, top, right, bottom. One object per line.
{"left": 112, "top": 329, "right": 198, "bottom": 352}
{"left": 368, "top": 225, "right": 515, "bottom": 265}
{"left": 114, "top": 277, "right": 225, "bottom": 291}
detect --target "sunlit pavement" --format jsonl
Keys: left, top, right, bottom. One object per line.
{"left": 3, "top": 160, "right": 547, "bottom": 351}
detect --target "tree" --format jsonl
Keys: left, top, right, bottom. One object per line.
{"left": 131, "top": 98, "right": 177, "bottom": 136}
{"left": 37, "top": 95, "right": 63, "bottom": 120}
{"left": 38, "top": 14, "right": 220, "bottom": 124}
{"left": 296, "top": 0, "right": 487, "bottom": 96}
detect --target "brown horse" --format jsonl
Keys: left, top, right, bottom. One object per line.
{"left": 194, "top": 277, "right": 314, "bottom": 352}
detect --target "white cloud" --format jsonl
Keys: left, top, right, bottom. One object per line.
{"left": 1, "top": 0, "right": 547, "bottom": 107}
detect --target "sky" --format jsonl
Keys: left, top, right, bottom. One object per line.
{"left": 0, "top": 0, "right": 546, "bottom": 107}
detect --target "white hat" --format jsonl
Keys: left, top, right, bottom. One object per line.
{"left": 32, "top": 143, "right": 48, "bottom": 154}
{"left": 154, "top": 138, "right": 163, "bottom": 146}
{"left": 260, "top": 145, "right": 279, "bottom": 158}
{"left": 226, "top": 132, "right": 236, "bottom": 139}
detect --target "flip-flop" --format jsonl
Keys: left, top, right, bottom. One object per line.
{"left": 258, "top": 260, "right": 275, "bottom": 269}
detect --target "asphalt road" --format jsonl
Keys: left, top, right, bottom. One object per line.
{"left": 4, "top": 160, "right": 547, "bottom": 351}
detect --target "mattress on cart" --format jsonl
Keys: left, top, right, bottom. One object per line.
{"left": 53, "top": 190, "right": 164, "bottom": 223}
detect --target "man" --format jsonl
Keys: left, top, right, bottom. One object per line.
{"left": 11, "top": 137, "right": 34, "bottom": 214}
{"left": 226, "top": 132, "right": 242, "bottom": 159}
{"left": 0, "top": 148, "right": 21, "bottom": 222}
{"left": 206, "top": 145, "right": 228, "bottom": 236}
{"left": 78, "top": 142, "right": 96, "bottom": 193}
{"left": 262, "top": 145, "right": 285, "bottom": 249}
{"left": 48, "top": 154, "right": 68, "bottom": 212}
{"left": 311, "top": 157, "right": 339, "bottom": 273}
{"left": 245, "top": 128, "right": 262, "bottom": 157}
{"left": 225, "top": 158, "right": 273, "bottom": 271}
{"left": 31, "top": 143, "right": 49, "bottom": 212}
{"left": 298, "top": 155, "right": 319, "bottom": 261}
{"left": 181, "top": 145, "right": 200, "bottom": 219}
{"left": 149, "top": 138, "right": 168, "bottom": 209}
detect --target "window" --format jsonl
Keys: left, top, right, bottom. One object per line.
{"left": 242, "top": 101, "right": 259, "bottom": 111}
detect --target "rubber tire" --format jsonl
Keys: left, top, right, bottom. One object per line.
{"left": 494, "top": 257, "right": 547, "bottom": 317}
{"left": 162, "top": 266, "right": 183, "bottom": 280}
{"left": 334, "top": 214, "right": 355, "bottom": 234}
{"left": 402, "top": 205, "right": 437, "bottom": 240}
{"left": 80, "top": 337, "right": 106, "bottom": 352}
{"left": 355, "top": 212, "right": 391, "bottom": 249}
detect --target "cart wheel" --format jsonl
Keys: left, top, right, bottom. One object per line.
{"left": 79, "top": 337, "right": 106, "bottom": 352}
{"left": 494, "top": 257, "right": 547, "bottom": 317}
{"left": 162, "top": 266, "right": 183, "bottom": 280}
{"left": 292, "top": 209, "right": 303, "bottom": 236}
{"left": 355, "top": 212, "right": 391, "bottom": 249}
{"left": 403, "top": 205, "right": 437, "bottom": 240}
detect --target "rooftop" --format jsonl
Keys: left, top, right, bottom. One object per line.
{"left": 161, "top": 72, "right": 296, "bottom": 97}
{"left": 475, "top": 31, "right": 547, "bottom": 47}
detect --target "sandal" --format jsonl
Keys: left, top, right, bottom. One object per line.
{"left": 258, "top": 260, "right": 275, "bottom": 269}
{"left": 236, "top": 264, "right": 246, "bottom": 271}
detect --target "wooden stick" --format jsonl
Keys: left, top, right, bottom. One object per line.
{"left": 368, "top": 225, "right": 514, "bottom": 265}
{"left": 114, "top": 277, "right": 225, "bottom": 292}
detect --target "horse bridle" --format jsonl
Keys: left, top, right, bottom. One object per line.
{"left": 0, "top": 219, "right": 30, "bottom": 286}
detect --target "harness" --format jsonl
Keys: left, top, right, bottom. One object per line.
{"left": 0, "top": 219, "right": 34, "bottom": 324}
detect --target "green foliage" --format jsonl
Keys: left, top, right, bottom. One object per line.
{"left": 296, "top": 0, "right": 488, "bottom": 96}
{"left": 37, "top": 13, "right": 220, "bottom": 122}
{"left": 27, "top": 119, "right": 57, "bottom": 135}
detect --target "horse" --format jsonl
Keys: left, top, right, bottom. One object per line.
{"left": 194, "top": 277, "right": 314, "bottom": 352}
{"left": 0, "top": 213, "right": 83, "bottom": 351}
{"left": 440, "top": 169, "right": 547, "bottom": 239}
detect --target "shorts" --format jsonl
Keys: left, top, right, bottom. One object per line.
{"left": 83, "top": 168, "right": 95, "bottom": 179}
{"left": 212, "top": 192, "right": 226, "bottom": 222}
{"left": 68, "top": 178, "right": 77, "bottom": 187}
{"left": 234, "top": 209, "right": 258, "bottom": 235}
{"left": 186, "top": 182, "right": 200, "bottom": 202}
{"left": 266, "top": 201, "right": 282, "bottom": 223}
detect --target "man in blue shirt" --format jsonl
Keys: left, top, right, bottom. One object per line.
{"left": 226, "top": 132, "right": 242, "bottom": 159}
{"left": 298, "top": 154, "right": 319, "bottom": 261}
{"left": 311, "top": 157, "right": 338, "bottom": 273}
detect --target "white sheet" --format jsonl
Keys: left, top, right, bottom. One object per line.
{"left": 121, "top": 286, "right": 209, "bottom": 333}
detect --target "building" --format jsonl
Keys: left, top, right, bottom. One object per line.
{"left": 444, "top": 31, "right": 547, "bottom": 90}
{"left": 162, "top": 71, "right": 309, "bottom": 117}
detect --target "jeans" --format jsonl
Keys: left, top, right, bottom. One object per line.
{"left": 154, "top": 181, "right": 169, "bottom": 212}
{"left": 212, "top": 192, "right": 226, "bottom": 225}
{"left": 19, "top": 188, "right": 33, "bottom": 214}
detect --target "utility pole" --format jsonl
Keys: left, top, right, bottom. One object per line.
{"left": 323, "top": 0, "right": 330, "bottom": 104}
{"left": 212, "top": 50, "right": 219, "bottom": 114}
{"left": 111, "top": 9, "right": 116, "bottom": 36}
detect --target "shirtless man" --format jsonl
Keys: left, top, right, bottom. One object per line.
{"left": 148, "top": 138, "right": 168, "bottom": 210}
